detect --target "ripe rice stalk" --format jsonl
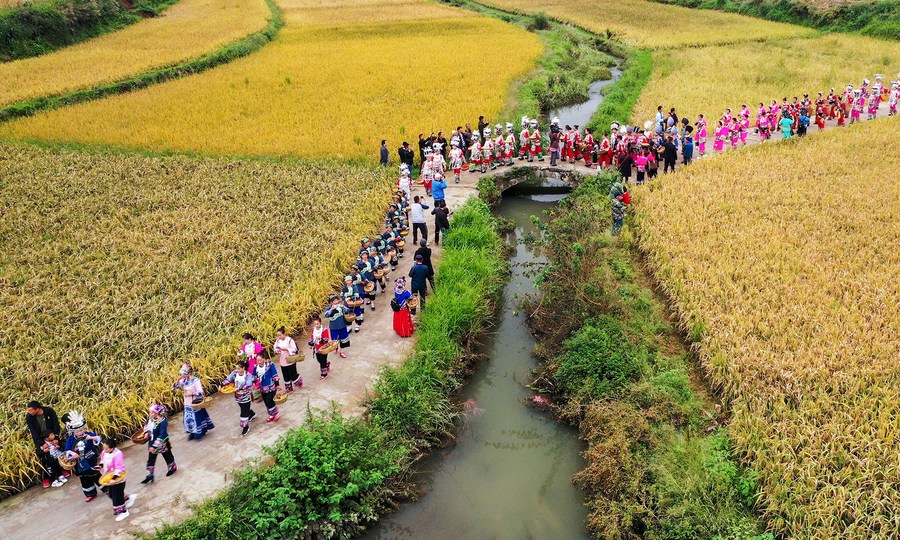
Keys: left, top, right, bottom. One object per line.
{"left": 0, "top": 142, "right": 393, "bottom": 493}
{"left": 0, "top": 0, "right": 542, "bottom": 160}
{"left": 634, "top": 118, "right": 900, "bottom": 538}
{"left": 0, "top": 0, "right": 271, "bottom": 108}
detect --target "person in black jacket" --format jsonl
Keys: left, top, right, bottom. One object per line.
{"left": 398, "top": 142, "right": 415, "bottom": 174}
{"left": 431, "top": 201, "right": 451, "bottom": 245}
{"left": 414, "top": 239, "right": 435, "bottom": 291}
{"left": 26, "top": 401, "right": 66, "bottom": 488}
{"left": 662, "top": 136, "right": 678, "bottom": 174}
{"left": 617, "top": 152, "right": 634, "bottom": 183}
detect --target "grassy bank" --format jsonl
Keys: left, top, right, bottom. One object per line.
{"left": 505, "top": 173, "right": 769, "bottom": 539}
{"left": 648, "top": 0, "right": 900, "bottom": 40}
{"left": 0, "top": 0, "right": 177, "bottom": 61}
{"left": 155, "top": 199, "right": 507, "bottom": 538}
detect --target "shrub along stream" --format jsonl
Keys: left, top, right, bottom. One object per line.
{"left": 155, "top": 199, "right": 507, "bottom": 539}
{"left": 491, "top": 173, "right": 771, "bottom": 539}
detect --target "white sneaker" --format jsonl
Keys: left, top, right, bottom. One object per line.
{"left": 57, "top": 475, "right": 68, "bottom": 483}
{"left": 115, "top": 510, "right": 130, "bottom": 522}
{"left": 51, "top": 479, "right": 65, "bottom": 487}
{"left": 125, "top": 493, "right": 137, "bottom": 509}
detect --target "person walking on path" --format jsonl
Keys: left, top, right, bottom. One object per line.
{"left": 432, "top": 173, "right": 447, "bottom": 207}
{"left": 549, "top": 127, "right": 560, "bottom": 166}
{"left": 222, "top": 360, "right": 257, "bottom": 436}
{"left": 273, "top": 327, "right": 302, "bottom": 392}
{"left": 173, "top": 364, "right": 214, "bottom": 441}
{"left": 140, "top": 404, "right": 177, "bottom": 484}
{"left": 380, "top": 140, "right": 389, "bottom": 166}
{"left": 398, "top": 142, "right": 415, "bottom": 174}
{"left": 324, "top": 295, "right": 349, "bottom": 358}
{"left": 26, "top": 401, "right": 67, "bottom": 488}
{"left": 255, "top": 357, "right": 281, "bottom": 423}
{"left": 309, "top": 316, "right": 332, "bottom": 380}
{"left": 62, "top": 410, "right": 103, "bottom": 502}
{"left": 409, "top": 254, "right": 430, "bottom": 312}
{"left": 99, "top": 437, "right": 137, "bottom": 521}
{"left": 414, "top": 239, "right": 435, "bottom": 291}
{"left": 392, "top": 277, "right": 415, "bottom": 337}
{"left": 432, "top": 201, "right": 450, "bottom": 245}
{"left": 410, "top": 195, "right": 429, "bottom": 245}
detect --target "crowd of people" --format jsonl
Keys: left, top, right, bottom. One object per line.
{"left": 21, "top": 71, "right": 896, "bottom": 525}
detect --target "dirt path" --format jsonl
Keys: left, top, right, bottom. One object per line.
{"left": 0, "top": 102, "right": 888, "bottom": 539}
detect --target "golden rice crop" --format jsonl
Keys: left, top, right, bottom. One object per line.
{"left": 634, "top": 117, "right": 900, "bottom": 538}
{"left": 0, "top": 142, "right": 392, "bottom": 493}
{"left": 0, "top": 0, "right": 270, "bottom": 107}
{"left": 479, "top": 0, "right": 812, "bottom": 48}
{"left": 0, "top": 0, "right": 542, "bottom": 159}
{"left": 632, "top": 33, "right": 900, "bottom": 126}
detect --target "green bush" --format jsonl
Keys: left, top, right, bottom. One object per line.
{"left": 156, "top": 409, "right": 406, "bottom": 540}
{"left": 555, "top": 315, "right": 649, "bottom": 403}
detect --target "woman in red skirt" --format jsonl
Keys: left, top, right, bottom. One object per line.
{"left": 392, "top": 277, "right": 415, "bottom": 338}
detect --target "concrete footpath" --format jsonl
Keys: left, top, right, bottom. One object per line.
{"left": 0, "top": 102, "right": 888, "bottom": 539}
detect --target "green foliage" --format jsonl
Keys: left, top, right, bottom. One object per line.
{"left": 556, "top": 315, "right": 648, "bottom": 403}
{"left": 156, "top": 409, "right": 406, "bottom": 540}
{"left": 476, "top": 176, "right": 503, "bottom": 208}
{"left": 586, "top": 48, "right": 653, "bottom": 133}
{"left": 527, "top": 10, "right": 549, "bottom": 31}
{"left": 651, "top": 0, "right": 900, "bottom": 40}
{"left": 0, "top": 0, "right": 176, "bottom": 61}
{"left": 0, "top": 0, "right": 283, "bottom": 122}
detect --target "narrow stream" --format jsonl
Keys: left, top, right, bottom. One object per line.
{"left": 549, "top": 67, "right": 623, "bottom": 127}
{"left": 362, "top": 192, "right": 589, "bottom": 540}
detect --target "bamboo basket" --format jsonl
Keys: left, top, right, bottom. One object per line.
{"left": 319, "top": 341, "right": 339, "bottom": 354}
{"left": 99, "top": 471, "right": 126, "bottom": 486}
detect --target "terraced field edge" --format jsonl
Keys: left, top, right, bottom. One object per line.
{"left": 0, "top": 0, "right": 283, "bottom": 123}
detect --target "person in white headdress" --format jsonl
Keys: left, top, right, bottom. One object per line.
{"left": 528, "top": 119, "right": 544, "bottom": 162}
{"left": 504, "top": 123, "right": 516, "bottom": 166}
{"left": 493, "top": 124, "right": 505, "bottom": 166}
{"left": 62, "top": 410, "right": 103, "bottom": 502}
{"left": 481, "top": 129, "right": 495, "bottom": 171}
{"left": 449, "top": 140, "right": 465, "bottom": 183}
{"left": 518, "top": 116, "right": 530, "bottom": 160}
{"left": 469, "top": 131, "right": 482, "bottom": 173}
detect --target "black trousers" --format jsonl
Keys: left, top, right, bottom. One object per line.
{"left": 78, "top": 470, "right": 100, "bottom": 497}
{"left": 412, "top": 222, "right": 427, "bottom": 243}
{"left": 315, "top": 352, "right": 329, "bottom": 373}
{"left": 281, "top": 363, "right": 299, "bottom": 383}
{"left": 146, "top": 440, "right": 175, "bottom": 471}
{"left": 261, "top": 390, "right": 277, "bottom": 412}
{"left": 108, "top": 482, "right": 126, "bottom": 511}
{"left": 36, "top": 448, "right": 62, "bottom": 480}
{"left": 412, "top": 287, "right": 427, "bottom": 311}
{"left": 664, "top": 160, "right": 676, "bottom": 173}
{"left": 434, "top": 226, "right": 448, "bottom": 245}
{"left": 238, "top": 400, "right": 254, "bottom": 424}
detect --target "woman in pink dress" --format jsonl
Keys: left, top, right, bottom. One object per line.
{"left": 713, "top": 121, "right": 727, "bottom": 152}
{"left": 695, "top": 115, "right": 707, "bottom": 155}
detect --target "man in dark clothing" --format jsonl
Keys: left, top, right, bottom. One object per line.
{"left": 432, "top": 201, "right": 451, "bottom": 245}
{"left": 380, "top": 140, "right": 389, "bottom": 166}
{"left": 463, "top": 124, "right": 473, "bottom": 160}
{"left": 408, "top": 255, "right": 430, "bottom": 311}
{"left": 414, "top": 239, "right": 435, "bottom": 291}
{"left": 662, "top": 136, "right": 678, "bottom": 174}
{"left": 418, "top": 134, "right": 428, "bottom": 170}
{"left": 26, "top": 401, "right": 65, "bottom": 488}
{"left": 436, "top": 132, "right": 448, "bottom": 159}
{"left": 617, "top": 152, "right": 634, "bottom": 183}
{"left": 398, "top": 142, "right": 415, "bottom": 173}
{"left": 477, "top": 116, "right": 488, "bottom": 138}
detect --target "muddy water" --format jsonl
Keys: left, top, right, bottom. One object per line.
{"left": 550, "top": 66, "right": 623, "bottom": 128}
{"left": 362, "top": 193, "right": 588, "bottom": 540}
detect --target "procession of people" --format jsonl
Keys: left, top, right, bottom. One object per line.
{"left": 19, "top": 70, "right": 895, "bottom": 524}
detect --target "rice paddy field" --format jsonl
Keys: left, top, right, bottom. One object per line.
{"left": 632, "top": 33, "right": 900, "bottom": 126}
{"left": 635, "top": 118, "right": 900, "bottom": 537}
{"left": 0, "top": 0, "right": 542, "bottom": 159}
{"left": 0, "top": 142, "right": 391, "bottom": 492}
{"left": 0, "top": 0, "right": 270, "bottom": 107}
{"left": 480, "top": 0, "right": 813, "bottom": 48}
